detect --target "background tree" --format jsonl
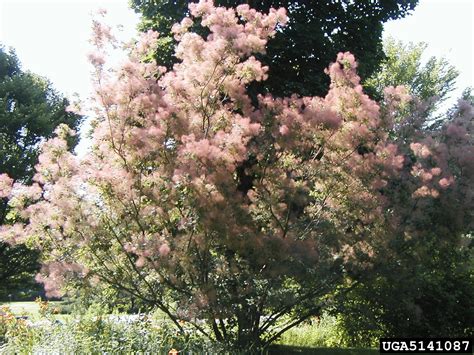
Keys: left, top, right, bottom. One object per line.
{"left": 334, "top": 58, "right": 473, "bottom": 344}
{"left": 0, "top": 45, "right": 83, "bottom": 300}
{"left": 364, "top": 38, "right": 459, "bottom": 117}
{"left": 130, "top": 0, "right": 419, "bottom": 97}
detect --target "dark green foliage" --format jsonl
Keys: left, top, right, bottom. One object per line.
{"left": 0, "top": 45, "right": 84, "bottom": 300}
{"left": 268, "top": 345, "right": 378, "bottom": 354}
{"left": 0, "top": 243, "right": 41, "bottom": 300}
{"left": 334, "top": 235, "right": 474, "bottom": 346}
{"left": 334, "top": 197, "right": 474, "bottom": 344}
{"left": 130, "top": 0, "right": 419, "bottom": 97}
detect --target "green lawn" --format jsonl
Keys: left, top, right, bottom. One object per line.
{"left": 0, "top": 305, "right": 377, "bottom": 354}
{"left": 1, "top": 301, "right": 64, "bottom": 317}
{"left": 1, "top": 301, "right": 41, "bottom": 316}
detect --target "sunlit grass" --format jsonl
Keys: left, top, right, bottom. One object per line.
{"left": 1, "top": 301, "right": 42, "bottom": 316}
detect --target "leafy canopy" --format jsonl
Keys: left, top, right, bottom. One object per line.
{"left": 365, "top": 38, "right": 459, "bottom": 117}
{"left": 130, "top": 0, "right": 419, "bottom": 97}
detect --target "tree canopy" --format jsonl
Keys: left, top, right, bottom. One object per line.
{"left": 365, "top": 38, "right": 459, "bottom": 117}
{"left": 0, "top": 45, "right": 84, "bottom": 299}
{"left": 130, "top": 0, "right": 419, "bottom": 97}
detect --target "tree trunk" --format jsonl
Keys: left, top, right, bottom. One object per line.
{"left": 236, "top": 308, "right": 262, "bottom": 352}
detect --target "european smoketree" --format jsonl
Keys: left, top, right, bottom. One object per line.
{"left": 1, "top": 2, "right": 472, "bottom": 350}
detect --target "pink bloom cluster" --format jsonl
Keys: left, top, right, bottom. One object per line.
{"left": 384, "top": 85, "right": 411, "bottom": 108}
{"left": 35, "top": 262, "right": 87, "bottom": 298}
{"left": 0, "top": 174, "right": 13, "bottom": 198}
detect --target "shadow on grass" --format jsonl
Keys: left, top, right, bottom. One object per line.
{"left": 268, "top": 344, "right": 378, "bottom": 354}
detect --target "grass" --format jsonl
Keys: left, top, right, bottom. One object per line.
{"left": 1, "top": 304, "right": 465, "bottom": 355}
{"left": 1, "top": 301, "right": 68, "bottom": 321}
{"left": 270, "top": 318, "right": 378, "bottom": 354}
{"left": 1, "top": 301, "right": 42, "bottom": 316}
{"left": 274, "top": 316, "right": 342, "bottom": 348}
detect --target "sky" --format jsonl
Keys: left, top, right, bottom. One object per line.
{"left": 0, "top": 0, "right": 140, "bottom": 100}
{"left": 0, "top": 0, "right": 472, "bottom": 153}
{"left": 384, "top": 0, "right": 473, "bottom": 103}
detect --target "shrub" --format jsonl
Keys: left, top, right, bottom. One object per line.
{"left": 0, "top": 305, "right": 227, "bottom": 354}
